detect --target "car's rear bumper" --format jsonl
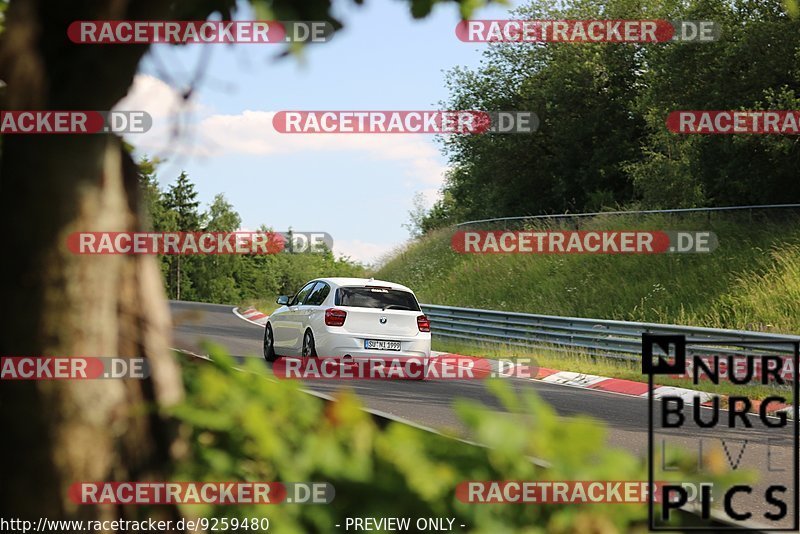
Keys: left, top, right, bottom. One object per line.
{"left": 315, "top": 328, "right": 431, "bottom": 359}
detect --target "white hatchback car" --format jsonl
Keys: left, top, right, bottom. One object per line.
{"left": 263, "top": 277, "right": 431, "bottom": 364}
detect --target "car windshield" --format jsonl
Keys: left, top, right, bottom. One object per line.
{"left": 335, "top": 287, "right": 420, "bottom": 311}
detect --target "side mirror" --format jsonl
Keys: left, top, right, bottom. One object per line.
{"left": 276, "top": 295, "right": 290, "bottom": 305}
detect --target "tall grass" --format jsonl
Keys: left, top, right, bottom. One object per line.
{"left": 378, "top": 212, "right": 800, "bottom": 334}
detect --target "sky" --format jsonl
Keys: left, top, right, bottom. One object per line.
{"left": 117, "top": 0, "right": 523, "bottom": 265}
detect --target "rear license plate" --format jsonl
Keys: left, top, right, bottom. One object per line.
{"left": 365, "top": 339, "right": 401, "bottom": 351}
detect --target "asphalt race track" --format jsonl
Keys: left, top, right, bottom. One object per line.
{"left": 171, "top": 300, "right": 797, "bottom": 528}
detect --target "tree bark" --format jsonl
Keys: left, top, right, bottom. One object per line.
{"left": 0, "top": 0, "right": 184, "bottom": 523}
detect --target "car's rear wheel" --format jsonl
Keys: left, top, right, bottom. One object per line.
{"left": 302, "top": 329, "right": 317, "bottom": 358}
{"left": 263, "top": 324, "right": 277, "bottom": 362}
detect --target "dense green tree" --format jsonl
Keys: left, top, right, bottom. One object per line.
{"left": 631, "top": 0, "right": 800, "bottom": 207}
{"left": 196, "top": 194, "right": 243, "bottom": 303}
{"left": 205, "top": 193, "right": 241, "bottom": 232}
{"left": 423, "top": 0, "right": 800, "bottom": 230}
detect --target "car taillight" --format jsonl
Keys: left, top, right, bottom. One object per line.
{"left": 325, "top": 308, "right": 347, "bottom": 326}
{"left": 417, "top": 315, "right": 431, "bottom": 332}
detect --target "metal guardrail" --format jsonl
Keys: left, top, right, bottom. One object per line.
{"left": 420, "top": 303, "right": 800, "bottom": 363}
{"left": 454, "top": 203, "right": 800, "bottom": 227}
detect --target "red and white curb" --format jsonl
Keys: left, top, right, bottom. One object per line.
{"left": 234, "top": 307, "right": 269, "bottom": 326}
{"left": 533, "top": 367, "right": 792, "bottom": 417}
{"left": 231, "top": 307, "right": 792, "bottom": 416}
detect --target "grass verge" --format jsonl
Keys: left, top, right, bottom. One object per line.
{"left": 433, "top": 338, "right": 793, "bottom": 403}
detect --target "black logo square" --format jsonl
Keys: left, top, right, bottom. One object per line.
{"left": 642, "top": 333, "right": 686, "bottom": 376}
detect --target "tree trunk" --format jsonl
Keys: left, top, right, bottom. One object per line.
{"left": 0, "top": 0, "right": 184, "bottom": 524}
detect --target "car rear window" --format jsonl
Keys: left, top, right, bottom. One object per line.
{"left": 335, "top": 287, "right": 421, "bottom": 311}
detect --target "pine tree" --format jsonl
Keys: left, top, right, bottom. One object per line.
{"left": 164, "top": 171, "right": 202, "bottom": 231}
{"left": 163, "top": 172, "right": 202, "bottom": 300}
